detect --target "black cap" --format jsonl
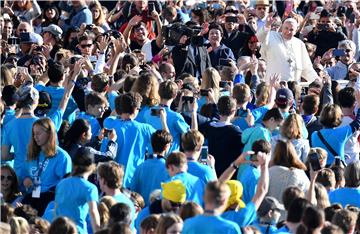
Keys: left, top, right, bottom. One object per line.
{"left": 34, "top": 91, "right": 52, "bottom": 117}
{"left": 73, "top": 147, "right": 95, "bottom": 167}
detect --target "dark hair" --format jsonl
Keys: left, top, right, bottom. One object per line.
{"left": 108, "top": 222, "right": 132, "bottom": 234}
{"left": 140, "top": 214, "right": 160, "bottom": 233}
{"left": 282, "top": 186, "right": 305, "bottom": 210}
{"left": 217, "top": 96, "right": 236, "bottom": 116}
{"left": 13, "top": 205, "right": 38, "bottom": 224}
{"left": 48, "top": 61, "right": 65, "bottom": 83}
{"left": 338, "top": 87, "right": 356, "bottom": 109}
{"left": 85, "top": 92, "right": 108, "bottom": 109}
{"left": 302, "top": 95, "right": 319, "bottom": 115}
{"left": 208, "top": 23, "right": 223, "bottom": 36}
{"left": 263, "top": 108, "right": 284, "bottom": 122}
{"left": 109, "top": 203, "right": 132, "bottom": 226}
{"left": 330, "top": 166, "right": 345, "bottom": 187}
{"left": 1, "top": 85, "right": 17, "bottom": 106}
{"left": 151, "top": 130, "right": 173, "bottom": 154}
{"left": 286, "top": 198, "right": 310, "bottom": 223}
{"left": 72, "top": 147, "right": 95, "bottom": 176}
{"left": 121, "top": 54, "right": 138, "bottom": 73}
{"left": 115, "top": 92, "right": 142, "bottom": 115}
{"left": 251, "top": 139, "right": 271, "bottom": 154}
{"left": 78, "top": 34, "right": 94, "bottom": 43}
{"left": 298, "top": 206, "right": 324, "bottom": 234}
{"left": 0, "top": 165, "right": 21, "bottom": 203}
{"left": 324, "top": 204, "right": 343, "bottom": 222}
{"left": 63, "top": 119, "right": 90, "bottom": 151}
{"left": 166, "top": 152, "right": 187, "bottom": 168}
{"left": 48, "top": 217, "right": 77, "bottom": 234}
{"left": 91, "top": 73, "right": 109, "bottom": 93}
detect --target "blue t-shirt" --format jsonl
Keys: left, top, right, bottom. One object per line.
{"left": 21, "top": 146, "right": 72, "bottom": 192}
{"left": 328, "top": 187, "right": 360, "bottom": 207}
{"left": 35, "top": 84, "right": 78, "bottom": 122}
{"left": 311, "top": 126, "right": 353, "bottom": 165}
{"left": 237, "top": 164, "right": 260, "bottom": 204}
{"left": 187, "top": 160, "right": 217, "bottom": 184}
{"left": 183, "top": 215, "right": 241, "bottom": 234}
{"left": 113, "top": 193, "right": 136, "bottom": 228}
{"left": 108, "top": 91, "right": 118, "bottom": 112}
{"left": 130, "top": 157, "right": 169, "bottom": 205}
{"left": 232, "top": 106, "right": 270, "bottom": 131}
{"left": 55, "top": 176, "right": 99, "bottom": 234}
{"left": 251, "top": 219, "right": 278, "bottom": 234}
{"left": 77, "top": 112, "right": 101, "bottom": 139}
{"left": 111, "top": 119, "right": 156, "bottom": 188}
{"left": 143, "top": 105, "right": 189, "bottom": 153}
{"left": 135, "top": 105, "right": 150, "bottom": 123}
{"left": 48, "top": 109, "right": 64, "bottom": 132}
{"left": 2, "top": 117, "right": 38, "bottom": 177}
{"left": 166, "top": 172, "right": 205, "bottom": 205}
{"left": 135, "top": 206, "right": 150, "bottom": 232}
{"left": 3, "top": 108, "right": 16, "bottom": 126}
{"left": 242, "top": 124, "right": 272, "bottom": 153}
{"left": 222, "top": 202, "right": 257, "bottom": 228}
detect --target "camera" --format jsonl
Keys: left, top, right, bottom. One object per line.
{"left": 162, "top": 23, "right": 204, "bottom": 46}
{"left": 85, "top": 24, "right": 94, "bottom": 30}
{"left": 200, "top": 89, "right": 210, "bottom": 96}
{"left": 7, "top": 37, "right": 20, "bottom": 45}
{"left": 219, "top": 81, "right": 230, "bottom": 88}
{"left": 103, "top": 30, "right": 121, "bottom": 39}
{"left": 151, "top": 108, "right": 161, "bottom": 116}
{"left": 182, "top": 96, "right": 194, "bottom": 103}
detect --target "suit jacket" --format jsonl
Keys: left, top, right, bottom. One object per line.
{"left": 172, "top": 44, "right": 211, "bottom": 79}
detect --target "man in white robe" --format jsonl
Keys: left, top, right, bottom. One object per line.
{"left": 257, "top": 15, "right": 319, "bottom": 83}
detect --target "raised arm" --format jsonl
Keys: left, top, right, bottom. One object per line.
{"left": 251, "top": 152, "right": 270, "bottom": 209}
{"left": 218, "top": 151, "right": 254, "bottom": 182}
{"left": 123, "top": 15, "right": 143, "bottom": 46}
{"left": 256, "top": 13, "right": 275, "bottom": 47}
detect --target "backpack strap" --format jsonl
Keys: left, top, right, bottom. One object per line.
{"left": 317, "top": 130, "right": 338, "bottom": 156}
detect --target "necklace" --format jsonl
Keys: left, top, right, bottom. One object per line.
{"left": 280, "top": 35, "right": 296, "bottom": 69}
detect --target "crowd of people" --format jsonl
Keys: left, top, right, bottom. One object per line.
{"left": 1, "top": 0, "right": 360, "bottom": 233}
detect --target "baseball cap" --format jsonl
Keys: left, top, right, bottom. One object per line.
{"left": 275, "top": 88, "right": 294, "bottom": 106}
{"left": 43, "top": 24, "right": 63, "bottom": 39}
{"left": 257, "top": 196, "right": 285, "bottom": 217}
{"left": 20, "top": 32, "right": 43, "bottom": 45}
{"left": 34, "top": 91, "right": 52, "bottom": 117}
{"left": 161, "top": 180, "right": 186, "bottom": 203}
{"left": 73, "top": 147, "right": 95, "bottom": 167}
{"left": 225, "top": 180, "right": 246, "bottom": 210}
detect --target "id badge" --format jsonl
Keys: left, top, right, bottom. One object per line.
{"left": 32, "top": 186, "right": 41, "bottom": 198}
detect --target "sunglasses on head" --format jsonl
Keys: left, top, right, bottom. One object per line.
{"left": 1, "top": 175, "right": 13, "bottom": 181}
{"left": 169, "top": 201, "right": 182, "bottom": 208}
{"left": 80, "top": 43, "right": 93, "bottom": 48}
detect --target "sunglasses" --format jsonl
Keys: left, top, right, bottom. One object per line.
{"left": 169, "top": 201, "right": 182, "bottom": 208}
{"left": 256, "top": 7, "right": 267, "bottom": 10}
{"left": 1, "top": 175, "right": 13, "bottom": 181}
{"left": 80, "top": 44, "right": 93, "bottom": 48}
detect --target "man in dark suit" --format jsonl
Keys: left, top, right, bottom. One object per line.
{"left": 171, "top": 28, "right": 211, "bottom": 80}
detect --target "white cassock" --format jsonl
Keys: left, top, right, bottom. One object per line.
{"left": 257, "top": 26, "right": 319, "bottom": 83}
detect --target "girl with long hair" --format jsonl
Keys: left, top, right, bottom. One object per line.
{"left": 1, "top": 165, "right": 22, "bottom": 205}
{"left": 21, "top": 118, "right": 72, "bottom": 216}
{"left": 89, "top": 1, "right": 110, "bottom": 31}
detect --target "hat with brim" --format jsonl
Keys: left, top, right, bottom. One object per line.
{"left": 255, "top": 0, "right": 270, "bottom": 6}
{"left": 43, "top": 24, "right": 63, "bottom": 39}
{"left": 257, "top": 196, "right": 285, "bottom": 217}
{"left": 161, "top": 180, "right": 186, "bottom": 203}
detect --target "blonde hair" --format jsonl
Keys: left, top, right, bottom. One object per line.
{"left": 281, "top": 113, "right": 303, "bottom": 139}
{"left": 98, "top": 196, "right": 117, "bottom": 228}
{"left": 90, "top": 1, "right": 107, "bottom": 27}
{"left": 256, "top": 82, "right": 270, "bottom": 107}
{"left": 28, "top": 118, "right": 57, "bottom": 161}
{"left": 131, "top": 73, "right": 159, "bottom": 107}
{"left": 201, "top": 67, "right": 221, "bottom": 101}
{"left": 314, "top": 183, "right": 331, "bottom": 209}
{"left": 154, "top": 214, "right": 183, "bottom": 234}
{"left": 9, "top": 217, "right": 30, "bottom": 234}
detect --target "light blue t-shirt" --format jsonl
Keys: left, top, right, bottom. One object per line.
{"left": 328, "top": 187, "right": 360, "bottom": 207}
{"left": 77, "top": 112, "right": 101, "bottom": 139}
{"left": 130, "top": 157, "right": 169, "bottom": 205}
{"left": 222, "top": 202, "right": 257, "bottom": 228}
{"left": 242, "top": 124, "right": 272, "bottom": 153}
{"left": 251, "top": 219, "right": 278, "bottom": 234}
{"left": 311, "top": 126, "right": 353, "bottom": 165}
{"left": 237, "top": 164, "right": 260, "bottom": 204}
{"left": 135, "top": 105, "right": 150, "bottom": 123}
{"left": 232, "top": 106, "right": 270, "bottom": 131}
{"left": 187, "top": 160, "right": 217, "bottom": 184}
{"left": 21, "top": 146, "right": 72, "bottom": 192}
{"left": 3, "top": 108, "right": 16, "bottom": 126}
{"left": 183, "top": 215, "right": 241, "bottom": 234}
{"left": 143, "top": 105, "right": 189, "bottom": 153}
{"left": 35, "top": 84, "right": 78, "bottom": 122}
{"left": 166, "top": 172, "right": 205, "bottom": 205}
{"left": 55, "top": 176, "right": 99, "bottom": 234}
{"left": 113, "top": 193, "right": 136, "bottom": 228}
{"left": 111, "top": 119, "right": 156, "bottom": 188}
{"left": 108, "top": 91, "right": 118, "bottom": 112}
{"left": 2, "top": 117, "right": 38, "bottom": 177}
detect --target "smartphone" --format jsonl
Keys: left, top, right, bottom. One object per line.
{"left": 103, "top": 128, "right": 112, "bottom": 137}
{"left": 219, "top": 81, "right": 229, "bottom": 88}
{"left": 200, "top": 89, "right": 209, "bottom": 96}
{"left": 317, "top": 24, "right": 329, "bottom": 31}
{"left": 85, "top": 24, "right": 94, "bottom": 30}
{"left": 334, "top": 156, "right": 341, "bottom": 167}
{"left": 333, "top": 49, "right": 346, "bottom": 57}
{"left": 309, "top": 152, "right": 321, "bottom": 171}
{"left": 70, "top": 56, "right": 81, "bottom": 65}
{"left": 182, "top": 96, "right": 194, "bottom": 103}
{"left": 200, "top": 146, "right": 208, "bottom": 163}
{"left": 7, "top": 37, "right": 20, "bottom": 45}
{"left": 219, "top": 58, "right": 231, "bottom": 67}
{"left": 151, "top": 108, "right": 161, "bottom": 116}
{"left": 350, "top": 14, "right": 356, "bottom": 24}
{"left": 225, "top": 16, "right": 238, "bottom": 23}
{"left": 148, "top": 2, "right": 155, "bottom": 16}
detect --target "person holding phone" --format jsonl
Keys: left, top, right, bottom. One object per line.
{"left": 325, "top": 40, "right": 357, "bottom": 81}
{"left": 181, "top": 130, "right": 217, "bottom": 185}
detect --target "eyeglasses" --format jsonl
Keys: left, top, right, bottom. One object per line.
{"left": 169, "top": 201, "right": 182, "bottom": 208}
{"left": 256, "top": 7, "right": 267, "bottom": 10}
{"left": 80, "top": 44, "right": 93, "bottom": 48}
{"left": 345, "top": 49, "right": 352, "bottom": 53}
{"left": 1, "top": 175, "right": 13, "bottom": 181}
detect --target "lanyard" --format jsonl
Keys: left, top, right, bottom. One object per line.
{"left": 36, "top": 156, "right": 49, "bottom": 178}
